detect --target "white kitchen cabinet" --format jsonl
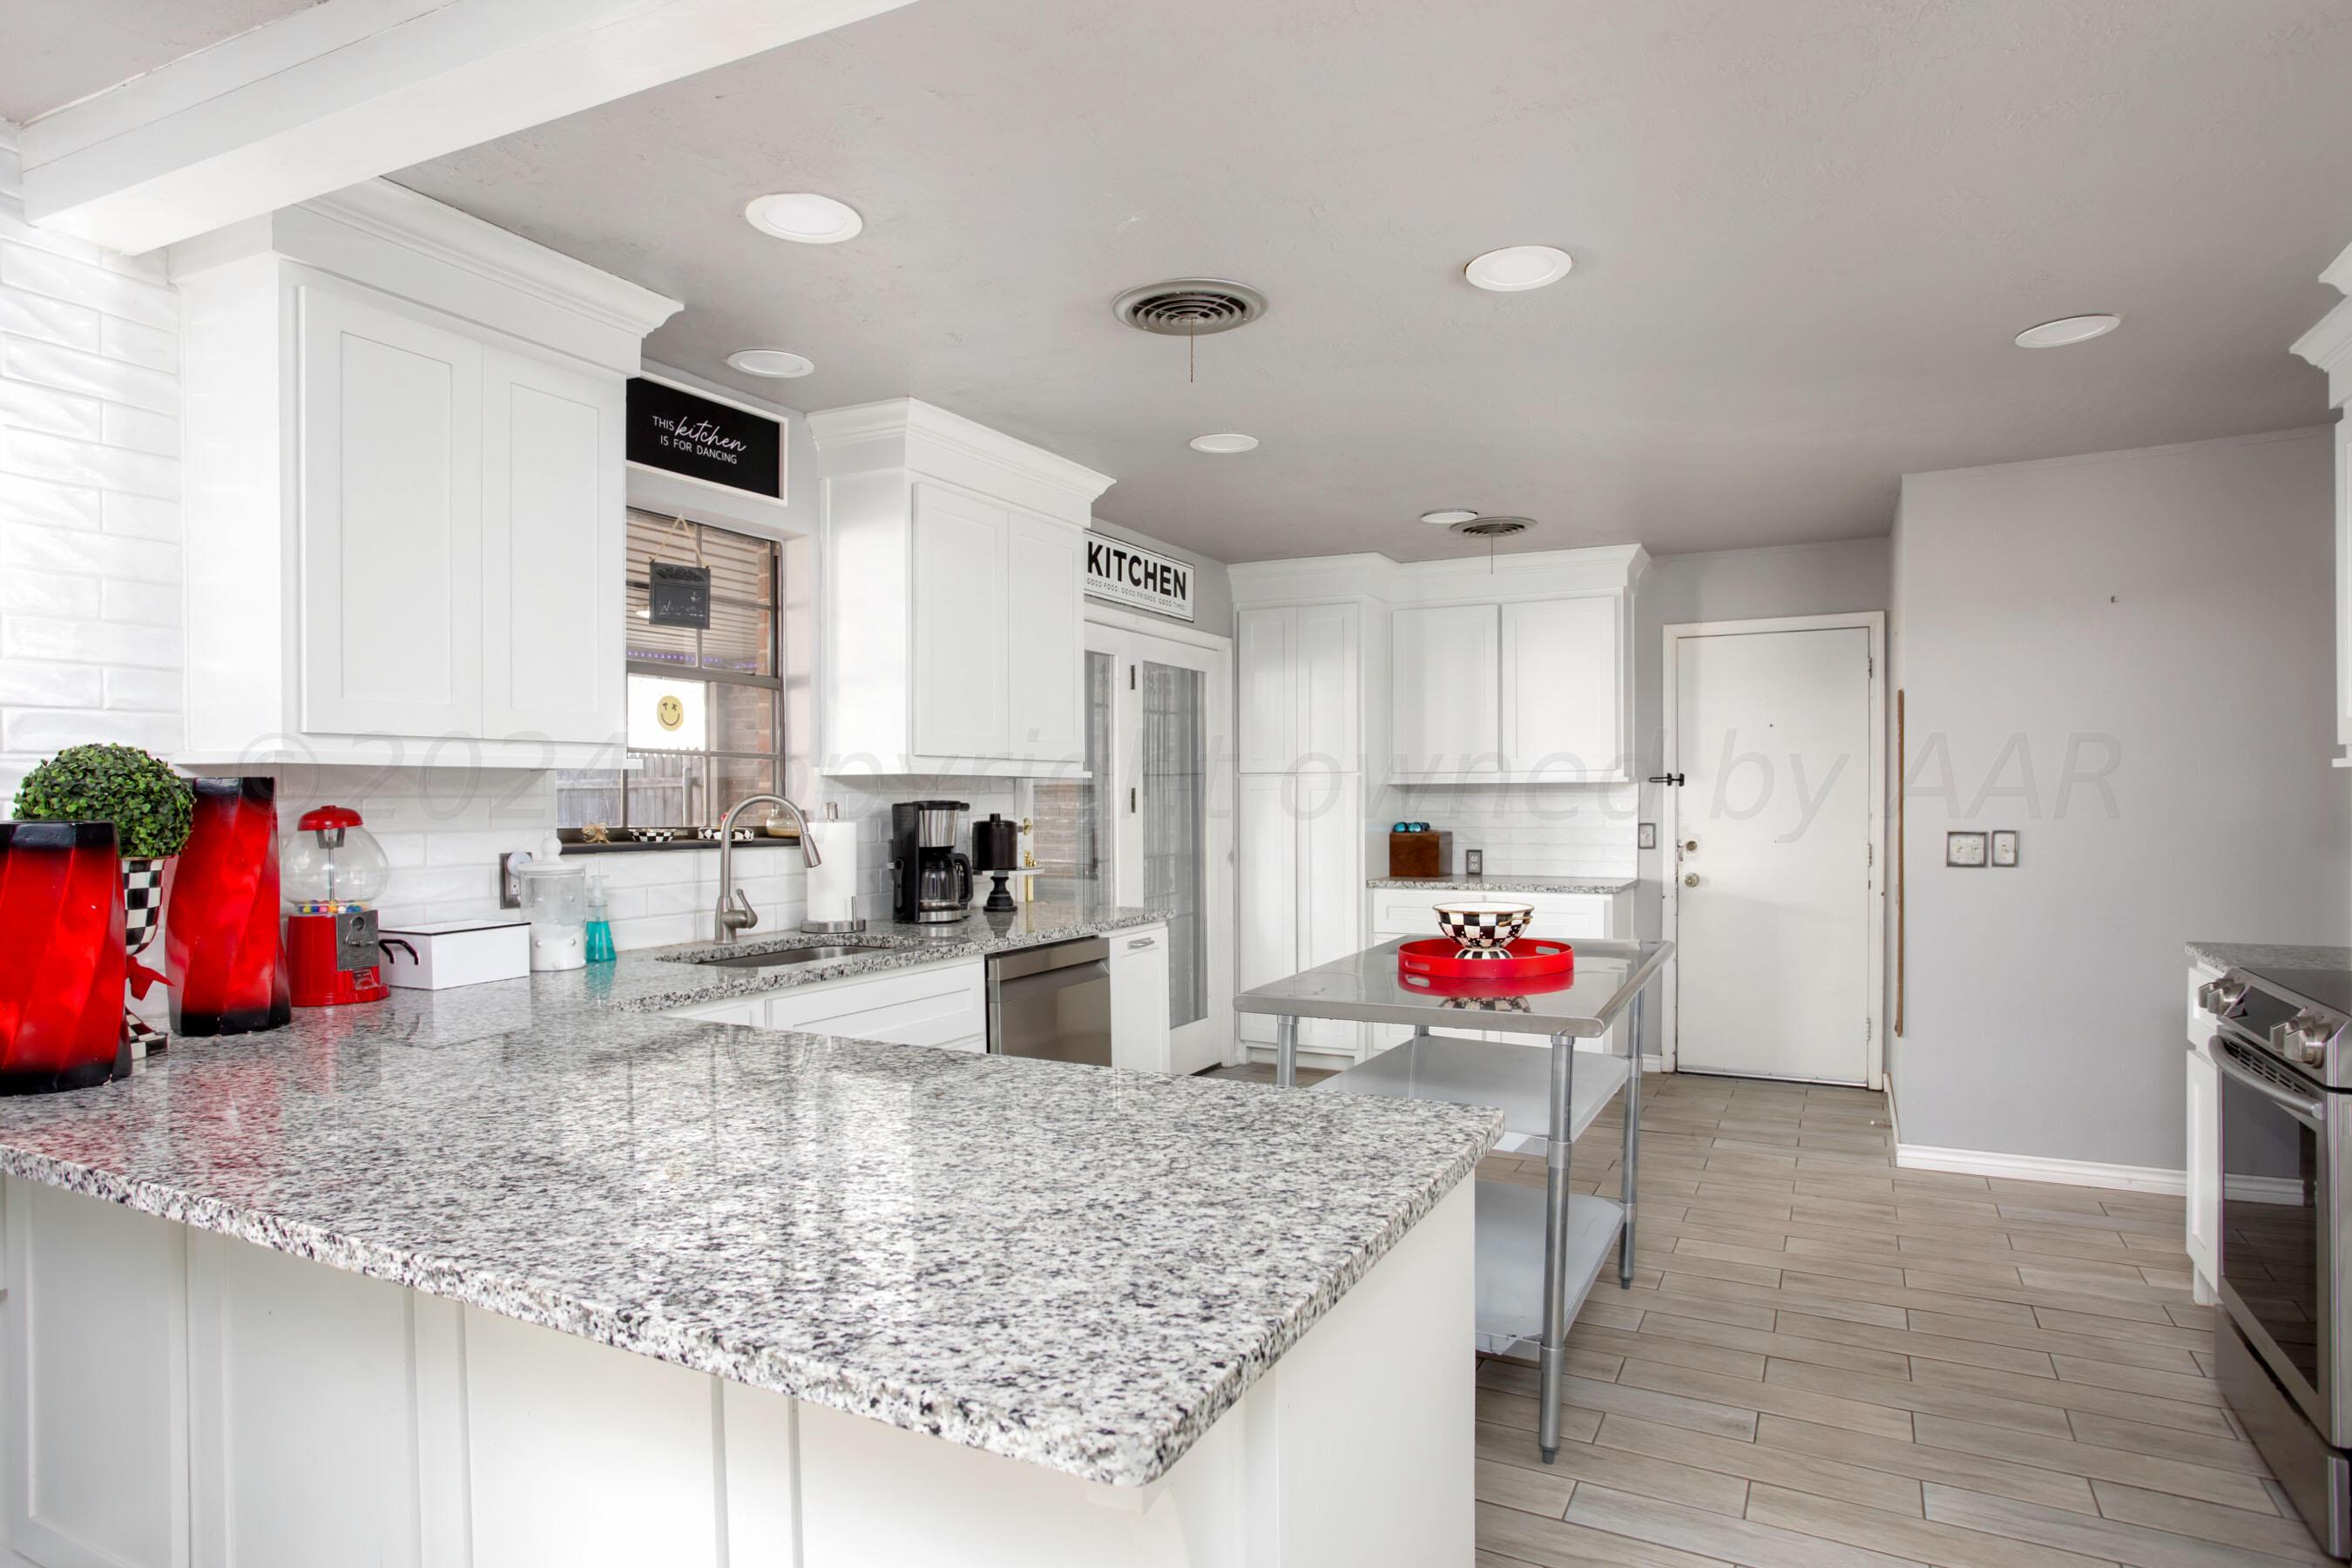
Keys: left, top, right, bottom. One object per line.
{"left": 1237, "top": 771, "right": 1364, "bottom": 1058}
{"left": 1500, "top": 596, "right": 1621, "bottom": 779}
{"left": 2288, "top": 243, "right": 2352, "bottom": 761}
{"left": 1390, "top": 594, "right": 1625, "bottom": 783}
{"left": 666, "top": 959, "right": 987, "bottom": 1052}
{"left": 171, "top": 182, "right": 678, "bottom": 768}
{"left": 480, "top": 347, "right": 626, "bottom": 745}
{"left": 809, "top": 401, "right": 1113, "bottom": 777}
{"left": 1391, "top": 605, "right": 1499, "bottom": 775}
{"left": 1110, "top": 925, "right": 1173, "bottom": 1072}
{"left": 2185, "top": 1041, "right": 2220, "bottom": 1306}
{"left": 910, "top": 484, "right": 1011, "bottom": 760}
{"left": 298, "top": 288, "right": 486, "bottom": 739}
{"left": 1236, "top": 604, "right": 1361, "bottom": 774}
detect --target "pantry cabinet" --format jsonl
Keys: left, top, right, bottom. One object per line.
{"left": 1236, "top": 604, "right": 1360, "bottom": 773}
{"left": 171, "top": 180, "right": 673, "bottom": 768}
{"left": 1391, "top": 593, "right": 1625, "bottom": 783}
{"left": 1236, "top": 771, "right": 1364, "bottom": 1056}
{"left": 809, "top": 400, "right": 1113, "bottom": 777}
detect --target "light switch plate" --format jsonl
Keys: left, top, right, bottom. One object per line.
{"left": 1946, "top": 831, "right": 1988, "bottom": 868}
{"left": 1638, "top": 822, "right": 1657, "bottom": 850}
{"left": 1990, "top": 829, "right": 2018, "bottom": 868}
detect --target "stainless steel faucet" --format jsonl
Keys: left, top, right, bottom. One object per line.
{"left": 712, "top": 794, "right": 821, "bottom": 943}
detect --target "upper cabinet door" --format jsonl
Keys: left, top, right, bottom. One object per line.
{"left": 479, "top": 347, "right": 623, "bottom": 749}
{"left": 299, "top": 288, "right": 483, "bottom": 737}
{"left": 1500, "top": 596, "right": 1621, "bottom": 779}
{"left": 1391, "top": 604, "right": 1500, "bottom": 775}
{"left": 1236, "top": 607, "right": 1296, "bottom": 774}
{"left": 1295, "top": 602, "right": 1360, "bottom": 773}
{"left": 1005, "top": 510, "right": 1083, "bottom": 765}
{"left": 910, "top": 483, "right": 1009, "bottom": 760}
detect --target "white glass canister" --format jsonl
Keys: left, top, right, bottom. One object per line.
{"left": 517, "top": 862, "right": 590, "bottom": 971}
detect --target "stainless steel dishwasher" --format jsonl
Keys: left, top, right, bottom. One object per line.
{"left": 986, "top": 937, "right": 1112, "bottom": 1065}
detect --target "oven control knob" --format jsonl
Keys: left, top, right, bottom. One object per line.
{"left": 2305, "top": 1042, "right": 2329, "bottom": 1067}
{"left": 2199, "top": 978, "right": 2247, "bottom": 1017}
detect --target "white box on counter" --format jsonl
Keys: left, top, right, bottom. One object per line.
{"left": 378, "top": 919, "right": 531, "bottom": 990}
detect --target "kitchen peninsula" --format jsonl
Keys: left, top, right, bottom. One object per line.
{"left": 0, "top": 928, "right": 1496, "bottom": 1568}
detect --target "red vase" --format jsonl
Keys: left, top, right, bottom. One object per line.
{"left": 0, "top": 821, "right": 128, "bottom": 1092}
{"left": 166, "top": 778, "right": 291, "bottom": 1037}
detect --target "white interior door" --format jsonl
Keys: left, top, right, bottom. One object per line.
{"left": 1078, "top": 621, "right": 1234, "bottom": 1073}
{"left": 1668, "top": 621, "right": 1879, "bottom": 1085}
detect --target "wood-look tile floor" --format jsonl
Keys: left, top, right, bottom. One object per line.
{"left": 1467, "top": 1070, "right": 2320, "bottom": 1568}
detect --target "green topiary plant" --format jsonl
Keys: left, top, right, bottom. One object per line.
{"left": 12, "top": 744, "right": 194, "bottom": 861}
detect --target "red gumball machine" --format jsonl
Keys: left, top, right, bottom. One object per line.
{"left": 281, "top": 807, "right": 390, "bottom": 1009}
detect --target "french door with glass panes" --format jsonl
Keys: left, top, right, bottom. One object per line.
{"left": 1076, "top": 623, "right": 1233, "bottom": 1074}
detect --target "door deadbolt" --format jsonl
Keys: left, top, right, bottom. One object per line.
{"left": 1684, "top": 839, "right": 1698, "bottom": 853}
{"left": 1684, "top": 873, "right": 1700, "bottom": 888}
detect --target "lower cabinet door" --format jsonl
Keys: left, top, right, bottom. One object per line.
{"left": 1110, "top": 925, "right": 1172, "bottom": 1072}
{"left": 2185, "top": 1043, "right": 2220, "bottom": 1295}
{"left": 761, "top": 961, "right": 986, "bottom": 1049}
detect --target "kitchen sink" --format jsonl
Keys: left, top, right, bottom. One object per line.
{"left": 694, "top": 944, "right": 882, "bottom": 970}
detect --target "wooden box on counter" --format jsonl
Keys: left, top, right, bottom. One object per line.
{"left": 1388, "top": 829, "right": 1453, "bottom": 878}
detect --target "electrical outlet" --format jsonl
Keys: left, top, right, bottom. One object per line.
{"left": 1464, "top": 849, "right": 1484, "bottom": 876}
{"left": 1638, "top": 822, "right": 1657, "bottom": 850}
{"left": 498, "top": 850, "right": 531, "bottom": 909}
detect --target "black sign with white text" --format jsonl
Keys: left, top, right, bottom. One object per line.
{"left": 625, "top": 377, "right": 783, "bottom": 499}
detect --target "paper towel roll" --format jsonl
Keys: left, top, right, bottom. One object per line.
{"left": 804, "top": 821, "right": 859, "bottom": 923}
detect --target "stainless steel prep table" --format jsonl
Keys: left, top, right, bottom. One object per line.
{"left": 1233, "top": 936, "right": 1672, "bottom": 1463}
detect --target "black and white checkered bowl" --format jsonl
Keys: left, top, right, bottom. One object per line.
{"left": 1432, "top": 901, "right": 1534, "bottom": 959}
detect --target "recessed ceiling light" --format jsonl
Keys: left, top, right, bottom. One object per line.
{"left": 2014, "top": 314, "right": 2121, "bottom": 348}
{"left": 1421, "top": 509, "right": 1478, "bottom": 526}
{"left": 1463, "top": 245, "right": 1573, "bottom": 292}
{"left": 1189, "top": 433, "right": 1259, "bottom": 454}
{"left": 727, "top": 348, "right": 814, "bottom": 378}
{"left": 744, "top": 192, "right": 863, "bottom": 244}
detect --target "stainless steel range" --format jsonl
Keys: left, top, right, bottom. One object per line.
{"left": 2203, "top": 963, "right": 2352, "bottom": 1557}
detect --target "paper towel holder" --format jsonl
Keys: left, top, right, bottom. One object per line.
{"left": 800, "top": 801, "right": 868, "bottom": 935}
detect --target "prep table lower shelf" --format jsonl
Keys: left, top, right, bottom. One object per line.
{"left": 1311, "top": 1032, "right": 1630, "bottom": 1152}
{"left": 1474, "top": 1183, "right": 1626, "bottom": 1358}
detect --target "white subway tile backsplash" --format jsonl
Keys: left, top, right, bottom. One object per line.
{"left": 3, "top": 613, "right": 180, "bottom": 668}
{"left": 3, "top": 520, "right": 181, "bottom": 583}
{"left": 101, "top": 402, "right": 179, "bottom": 457}
{"left": 0, "top": 566, "right": 100, "bottom": 617}
{"left": 0, "top": 375, "right": 103, "bottom": 440}
{"left": 3, "top": 335, "right": 180, "bottom": 416}
{"left": 0, "top": 471, "right": 100, "bottom": 530}
{"left": 98, "top": 316, "right": 177, "bottom": 374}
{"left": 100, "top": 491, "right": 177, "bottom": 539}
{"left": 0, "top": 288, "right": 101, "bottom": 352}
{"left": 4, "top": 706, "right": 181, "bottom": 754}
{"left": 103, "top": 667, "right": 181, "bottom": 711}
{"left": 1396, "top": 782, "right": 1640, "bottom": 880}
{"left": 100, "top": 577, "right": 181, "bottom": 626}
{"left": 0, "top": 243, "right": 179, "bottom": 331}
{"left": 0, "top": 659, "right": 104, "bottom": 708}
{"left": 0, "top": 428, "right": 179, "bottom": 498}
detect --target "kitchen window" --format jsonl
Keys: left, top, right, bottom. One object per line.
{"left": 555, "top": 510, "right": 783, "bottom": 833}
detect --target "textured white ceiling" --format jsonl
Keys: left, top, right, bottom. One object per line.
{"left": 415, "top": 2, "right": 2346, "bottom": 559}
{"left": 0, "top": 0, "right": 319, "bottom": 123}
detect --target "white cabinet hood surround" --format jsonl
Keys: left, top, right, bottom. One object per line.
{"left": 168, "top": 179, "right": 681, "bottom": 769}
{"left": 808, "top": 398, "right": 1114, "bottom": 777}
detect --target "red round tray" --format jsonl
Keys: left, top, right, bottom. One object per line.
{"left": 1397, "top": 936, "right": 1574, "bottom": 980}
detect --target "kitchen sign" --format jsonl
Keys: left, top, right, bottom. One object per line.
{"left": 625, "top": 377, "right": 784, "bottom": 500}
{"left": 1085, "top": 534, "right": 1194, "bottom": 622}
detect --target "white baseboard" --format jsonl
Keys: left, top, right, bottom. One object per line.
{"left": 1895, "top": 1143, "right": 2186, "bottom": 1195}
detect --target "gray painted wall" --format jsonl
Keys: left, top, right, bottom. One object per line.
{"left": 1089, "top": 516, "right": 1235, "bottom": 636}
{"left": 1632, "top": 539, "right": 1893, "bottom": 1064}
{"left": 1889, "top": 428, "right": 2348, "bottom": 1169}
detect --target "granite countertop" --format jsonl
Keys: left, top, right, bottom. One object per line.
{"left": 2185, "top": 940, "right": 2352, "bottom": 973}
{"left": 1369, "top": 875, "right": 1638, "bottom": 896}
{"left": 0, "top": 899, "right": 1497, "bottom": 1488}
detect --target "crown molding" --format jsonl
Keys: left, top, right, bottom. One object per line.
{"left": 1230, "top": 544, "right": 1646, "bottom": 606}
{"left": 304, "top": 179, "right": 681, "bottom": 338}
{"left": 808, "top": 397, "right": 1116, "bottom": 524}
{"left": 2294, "top": 296, "right": 2352, "bottom": 410}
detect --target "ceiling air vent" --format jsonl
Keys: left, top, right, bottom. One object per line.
{"left": 1113, "top": 279, "right": 1267, "bottom": 335}
{"left": 1450, "top": 517, "right": 1532, "bottom": 538}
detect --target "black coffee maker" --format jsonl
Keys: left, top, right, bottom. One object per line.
{"left": 889, "top": 801, "right": 973, "bottom": 924}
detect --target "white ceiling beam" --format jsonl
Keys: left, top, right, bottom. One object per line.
{"left": 20, "top": 0, "right": 916, "bottom": 254}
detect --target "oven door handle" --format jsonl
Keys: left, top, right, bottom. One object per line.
{"left": 2213, "top": 1038, "right": 2327, "bottom": 1131}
